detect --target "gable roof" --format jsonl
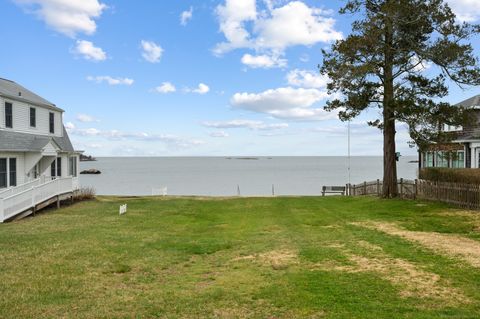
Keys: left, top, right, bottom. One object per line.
{"left": 455, "top": 95, "right": 480, "bottom": 108}
{"left": 0, "top": 78, "right": 64, "bottom": 112}
{"left": 0, "top": 126, "right": 74, "bottom": 153}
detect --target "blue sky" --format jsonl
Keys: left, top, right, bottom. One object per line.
{"left": 1, "top": 0, "right": 480, "bottom": 156}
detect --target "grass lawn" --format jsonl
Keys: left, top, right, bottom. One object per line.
{"left": 1, "top": 196, "right": 480, "bottom": 318}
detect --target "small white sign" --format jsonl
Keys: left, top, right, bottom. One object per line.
{"left": 119, "top": 204, "right": 127, "bottom": 215}
{"left": 152, "top": 187, "right": 168, "bottom": 196}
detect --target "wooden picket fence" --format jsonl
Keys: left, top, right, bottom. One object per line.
{"left": 348, "top": 179, "right": 480, "bottom": 210}
{"left": 417, "top": 180, "right": 480, "bottom": 210}
{"left": 348, "top": 179, "right": 416, "bottom": 199}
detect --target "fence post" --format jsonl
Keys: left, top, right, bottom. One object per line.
{"left": 414, "top": 179, "right": 418, "bottom": 200}
{"left": 272, "top": 184, "right": 275, "bottom": 197}
{"left": 376, "top": 179, "right": 380, "bottom": 196}
{"left": 237, "top": 185, "right": 241, "bottom": 197}
{"left": 364, "top": 181, "right": 367, "bottom": 195}
{"left": 400, "top": 178, "right": 404, "bottom": 198}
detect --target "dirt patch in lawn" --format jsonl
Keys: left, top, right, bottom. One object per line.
{"left": 354, "top": 221, "right": 480, "bottom": 268}
{"left": 314, "top": 241, "right": 468, "bottom": 305}
{"left": 232, "top": 249, "right": 298, "bottom": 270}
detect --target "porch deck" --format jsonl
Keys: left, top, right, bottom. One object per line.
{"left": 0, "top": 177, "right": 79, "bottom": 222}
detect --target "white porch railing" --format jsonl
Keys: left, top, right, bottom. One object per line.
{"left": 0, "top": 177, "right": 79, "bottom": 222}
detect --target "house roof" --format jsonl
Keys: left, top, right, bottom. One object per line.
{"left": 0, "top": 78, "right": 64, "bottom": 112}
{"left": 0, "top": 126, "right": 74, "bottom": 153}
{"left": 455, "top": 95, "right": 480, "bottom": 108}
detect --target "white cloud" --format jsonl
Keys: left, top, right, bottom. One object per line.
{"left": 214, "top": 0, "right": 342, "bottom": 60}
{"left": 286, "top": 69, "right": 329, "bottom": 89}
{"left": 446, "top": 0, "right": 480, "bottom": 22}
{"left": 241, "top": 53, "right": 287, "bottom": 69}
{"left": 14, "top": 0, "right": 107, "bottom": 37}
{"left": 254, "top": 2, "right": 342, "bottom": 50}
{"left": 87, "top": 76, "right": 134, "bottom": 86}
{"left": 231, "top": 87, "right": 335, "bottom": 120}
{"left": 154, "top": 82, "right": 176, "bottom": 94}
{"left": 202, "top": 119, "right": 289, "bottom": 131}
{"left": 65, "top": 122, "right": 75, "bottom": 130}
{"left": 76, "top": 113, "right": 99, "bottom": 123}
{"left": 300, "top": 54, "right": 310, "bottom": 62}
{"left": 410, "top": 56, "right": 432, "bottom": 72}
{"left": 141, "top": 40, "right": 163, "bottom": 63}
{"left": 209, "top": 131, "right": 230, "bottom": 138}
{"left": 214, "top": 0, "right": 257, "bottom": 54}
{"left": 186, "top": 83, "right": 210, "bottom": 94}
{"left": 180, "top": 7, "right": 193, "bottom": 26}
{"left": 68, "top": 127, "right": 204, "bottom": 149}
{"left": 86, "top": 143, "right": 103, "bottom": 149}
{"left": 72, "top": 40, "right": 106, "bottom": 61}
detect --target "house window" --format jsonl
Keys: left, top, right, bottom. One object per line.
{"left": 425, "top": 152, "right": 434, "bottom": 167}
{"left": 0, "top": 158, "right": 16, "bottom": 188}
{"left": 50, "top": 161, "right": 56, "bottom": 178}
{"left": 30, "top": 107, "right": 36, "bottom": 127}
{"left": 443, "top": 124, "right": 463, "bottom": 132}
{"left": 49, "top": 112, "right": 55, "bottom": 134}
{"left": 436, "top": 152, "right": 449, "bottom": 168}
{"left": 69, "top": 157, "right": 77, "bottom": 177}
{"left": 9, "top": 158, "right": 16, "bottom": 187}
{"left": 50, "top": 158, "right": 62, "bottom": 178}
{"left": 56, "top": 157, "right": 62, "bottom": 177}
{"left": 451, "top": 151, "right": 465, "bottom": 168}
{"left": 5, "top": 102, "right": 12, "bottom": 128}
{"left": 0, "top": 159, "right": 6, "bottom": 188}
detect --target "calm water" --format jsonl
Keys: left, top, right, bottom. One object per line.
{"left": 79, "top": 156, "right": 418, "bottom": 196}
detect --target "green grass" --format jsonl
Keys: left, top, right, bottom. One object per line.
{"left": 1, "top": 196, "right": 480, "bottom": 318}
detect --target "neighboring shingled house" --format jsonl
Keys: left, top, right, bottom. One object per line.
{"left": 0, "top": 77, "right": 80, "bottom": 188}
{"left": 419, "top": 95, "right": 480, "bottom": 169}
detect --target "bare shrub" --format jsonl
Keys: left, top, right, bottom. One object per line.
{"left": 420, "top": 168, "right": 480, "bottom": 184}
{"left": 73, "top": 187, "right": 96, "bottom": 201}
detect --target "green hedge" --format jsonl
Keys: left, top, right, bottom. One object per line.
{"left": 419, "top": 168, "right": 480, "bottom": 184}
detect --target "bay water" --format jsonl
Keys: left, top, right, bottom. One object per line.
{"left": 79, "top": 156, "right": 418, "bottom": 196}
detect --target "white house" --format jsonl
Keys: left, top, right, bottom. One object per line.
{"left": 419, "top": 95, "right": 480, "bottom": 169}
{"left": 0, "top": 78, "right": 80, "bottom": 222}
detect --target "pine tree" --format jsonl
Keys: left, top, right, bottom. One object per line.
{"left": 321, "top": 0, "right": 480, "bottom": 197}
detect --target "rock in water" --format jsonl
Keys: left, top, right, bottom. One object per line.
{"left": 80, "top": 169, "right": 101, "bottom": 175}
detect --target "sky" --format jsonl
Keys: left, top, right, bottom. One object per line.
{"left": 1, "top": 0, "right": 480, "bottom": 157}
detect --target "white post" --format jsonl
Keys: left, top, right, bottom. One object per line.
{"left": 31, "top": 185, "right": 35, "bottom": 208}
{"left": 0, "top": 198, "right": 4, "bottom": 222}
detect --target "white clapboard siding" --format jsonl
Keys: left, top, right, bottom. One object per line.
{"left": 0, "top": 97, "right": 62, "bottom": 137}
{"left": 0, "top": 98, "right": 4, "bottom": 128}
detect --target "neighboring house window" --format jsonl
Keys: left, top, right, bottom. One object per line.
{"left": 57, "top": 157, "right": 62, "bottom": 177}
{"left": 452, "top": 151, "right": 465, "bottom": 168}
{"left": 30, "top": 107, "right": 36, "bottom": 127}
{"left": 424, "top": 152, "right": 434, "bottom": 167}
{"left": 49, "top": 112, "right": 55, "bottom": 134}
{"left": 436, "top": 152, "right": 449, "bottom": 168}
{"left": 5, "top": 102, "right": 12, "bottom": 128}
{"left": 9, "top": 158, "right": 16, "bottom": 187}
{"left": 0, "top": 159, "right": 6, "bottom": 188}
{"left": 69, "top": 157, "right": 77, "bottom": 177}
{"left": 443, "top": 124, "right": 463, "bottom": 132}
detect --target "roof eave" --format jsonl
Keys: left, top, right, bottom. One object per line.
{"left": 0, "top": 93, "right": 64, "bottom": 112}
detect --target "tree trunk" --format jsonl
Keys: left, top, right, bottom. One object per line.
{"left": 383, "top": 107, "right": 398, "bottom": 197}
{"left": 382, "top": 1, "right": 398, "bottom": 198}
